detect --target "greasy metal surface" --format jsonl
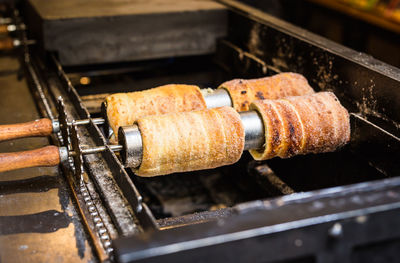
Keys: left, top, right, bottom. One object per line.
{"left": 157, "top": 208, "right": 234, "bottom": 230}
{"left": 220, "top": 0, "right": 400, "bottom": 138}
{"left": 0, "top": 55, "right": 95, "bottom": 262}
{"left": 215, "top": 39, "right": 277, "bottom": 78}
{"left": 214, "top": 38, "right": 399, "bottom": 186}
{"left": 118, "top": 125, "right": 142, "bottom": 169}
{"left": 113, "top": 2, "right": 400, "bottom": 262}
{"left": 350, "top": 113, "right": 400, "bottom": 176}
{"left": 46, "top": 55, "right": 158, "bottom": 230}
{"left": 45, "top": 59, "right": 151, "bottom": 233}
{"left": 240, "top": 110, "right": 264, "bottom": 150}
{"left": 247, "top": 162, "right": 295, "bottom": 195}
{"left": 25, "top": 0, "right": 227, "bottom": 65}
{"left": 131, "top": 153, "right": 272, "bottom": 220}
{"left": 214, "top": 1, "right": 400, "bottom": 178}
{"left": 202, "top": 88, "right": 232, "bottom": 108}
{"left": 114, "top": 177, "right": 400, "bottom": 263}
{"left": 24, "top": 49, "right": 113, "bottom": 261}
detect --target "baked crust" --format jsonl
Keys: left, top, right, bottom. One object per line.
{"left": 106, "top": 84, "right": 207, "bottom": 140}
{"left": 135, "top": 106, "right": 245, "bottom": 177}
{"left": 218, "top": 72, "right": 315, "bottom": 112}
{"left": 249, "top": 92, "right": 350, "bottom": 160}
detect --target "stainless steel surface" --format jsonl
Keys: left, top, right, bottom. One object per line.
{"left": 59, "top": 146, "right": 69, "bottom": 163}
{"left": 80, "top": 144, "right": 123, "bottom": 155}
{"left": 72, "top": 119, "right": 90, "bottom": 125}
{"left": 52, "top": 119, "right": 60, "bottom": 133}
{"left": 73, "top": 117, "right": 105, "bottom": 126}
{"left": 101, "top": 102, "right": 114, "bottom": 139}
{"left": 54, "top": 115, "right": 105, "bottom": 135}
{"left": 118, "top": 125, "right": 143, "bottom": 168}
{"left": 240, "top": 110, "right": 265, "bottom": 150}
{"left": 202, "top": 88, "right": 232, "bottom": 108}
{"left": 110, "top": 144, "right": 124, "bottom": 152}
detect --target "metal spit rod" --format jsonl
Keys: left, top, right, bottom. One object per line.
{"left": 56, "top": 88, "right": 232, "bottom": 134}
{"left": 52, "top": 89, "right": 234, "bottom": 178}
{"left": 57, "top": 89, "right": 263, "bottom": 173}
{"left": 0, "top": 89, "right": 232, "bottom": 143}
{"left": 1, "top": 106, "right": 264, "bottom": 175}
{"left": 0, "top": 89, "right": 257, "bottom": 175}
{"left": 60, "top": 108, "right": 265, "bottom": 170}
{"left": 0, "top": 88, "right": 232, "bottom": 144}
{"left": 59, "top": 144, "right": 124, "bottom": 160}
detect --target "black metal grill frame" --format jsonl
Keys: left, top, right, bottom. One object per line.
{"left": 20, "top": 1, "right": 400, "bottom": 262}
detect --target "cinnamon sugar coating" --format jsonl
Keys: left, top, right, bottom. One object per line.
{"left": 135, "top": 107, "right": 245, "bottom": 177}
{"left": 106, "top": 84, "right": 207, "bottom": 140}
{"left": 250, "top": 92, "right": 350, "bottom": 160}
{"left": 219, "top": 72, "right": 315, "bottom": 112}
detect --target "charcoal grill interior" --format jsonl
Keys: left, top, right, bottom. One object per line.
{"left": 62, "top": 46, "right": 385, "bottom": 222}
{"left": 2, "top": 0, "right": 400, "bottom": 262}
{"left": 66, "top": 54, "right": 286, "bottom": 220}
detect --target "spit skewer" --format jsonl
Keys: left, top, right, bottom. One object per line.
{"left": 0, "top": 110, "right": 265, "bottom": 175}
{"left": 0, "top": 116, "right": 105, "bottom": 141}
{"left": 0, "top": 125, "right": 122, "bottom": 177}
{"left": 117, "top": 110, "right": 263, "bottom": 169}
{"left": 0, "top": 98, "right": 104, "bottom": 142}
{"left": 0, "top": 91, "right": 351, "bottom": 176}
{"left": 0, "top": 98, "right": 106, "bottom": 179}
{"left": 0, "top": 90, "right": 232, "bottom": 142}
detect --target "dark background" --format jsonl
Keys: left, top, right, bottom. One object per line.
{"left": 239, "top": 0, "right": 400, "bottom": 68}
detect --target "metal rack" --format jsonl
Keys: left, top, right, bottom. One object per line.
{"left": 16, "top": 0, "right": 400, "bottom": 262}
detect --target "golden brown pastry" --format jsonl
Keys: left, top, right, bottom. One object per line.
{"left": 106, "top": 84, "right": 207, "bottom": 139}
{"left": 218, "top": 72, "right": 315, "bottom": 112}
{"left": 135, "top": 106, "right": 245, "bottom": 177}
{"left": 249, "top": 92, "right": 350, "bottom": 160}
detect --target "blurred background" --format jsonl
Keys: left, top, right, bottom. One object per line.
{"left": 241, "top": 0, "right": 400, "bottom": 67}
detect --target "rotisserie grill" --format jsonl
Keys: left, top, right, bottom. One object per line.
{"left": 1, "top": 0, "right": 400, "bottom": 262}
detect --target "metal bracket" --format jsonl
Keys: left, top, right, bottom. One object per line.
{"left": 70, "top": 123, "right": 84, "bottom": 183}
{"left": 57, "top": 97, "right": 70, "bottom": 149}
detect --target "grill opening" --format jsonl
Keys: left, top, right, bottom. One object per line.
{"left": 64, "top": 52, "right": 386, "bottom": 222}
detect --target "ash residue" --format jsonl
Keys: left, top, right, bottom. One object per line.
{"left": 247, "top": 23, "right": 265, "bottom": 58}
{"left": 312, "top": 54, "right": 337, "bottom": 91}
{"left": 354, "top": 78, "right": 400, "bottom": 130}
